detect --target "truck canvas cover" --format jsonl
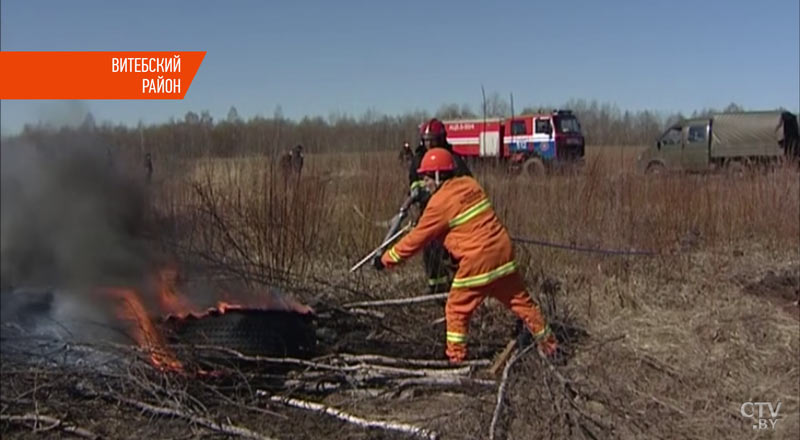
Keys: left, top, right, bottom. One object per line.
{"left": 710, "top": 112, "right": 784, "bottom": 158}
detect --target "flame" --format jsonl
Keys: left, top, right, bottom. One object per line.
{"left": 101, "top": 287, "right": 183, "bottom": 372}
{"left": 215, "top": 300, "right": 243, "bottom": 314}
{"left": 93, "top": 266, "right": 312, "bottom": 373}
{"left": 155, "top": 266, "right": 193, "bottom": 315}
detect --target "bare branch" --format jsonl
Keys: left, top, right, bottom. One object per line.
{"left": 0, "top": 413, "right": 101, "bottom": 439}
{"left": 489, "top": 342, "right": 537, "bottom": 440}
{"left": 342, "top": 293, "right": 447, "bottom": 308}
{"left": 333, "top": 353, "right": 491, "bottom": 368}
{"left": 269, "top": 395, "right": 439, "bottom": 440}
{"left": 92, "top": 391, "right": 275, "bottom": 440}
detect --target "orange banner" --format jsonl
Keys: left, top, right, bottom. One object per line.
{"left": 0, "top": 51, "right": 206, "bottom": 99}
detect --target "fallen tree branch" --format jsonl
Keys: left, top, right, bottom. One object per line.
{"left": 489, "top": 342, "right": 537, "bottom": 440}
{"left": 194, "top": 346, "right": 487, "bottom": 377}
{"left": 279, "top": 374, "right": 496, "bottom": 393}
{"left": 195, "top": 346, "right": 474, "bottom": 379}
{"left": 269, "top": 395, "right": 439, "bottom": 440}
{"left": 342, "top": 293, "right": 447, "bottom": 309}
{"left": 286, "top": 365, "right": 474, "bottom": 384}
{"left": 391, "top": 376, "right": 496, "bottom": 388}
{"left": 343, "top": 308, "right": 386, "bottom": 319}
{"left": 488, "top": 339, "right": 518, "bottom": 377}
{"left": 0, "top": 413, "right": 100, "bottom": 439}
{"left": 332, "top": 353, "right": 491, "bottom": 368}
{"left": 192, "top": 345, "right": 349, "bottom": 371}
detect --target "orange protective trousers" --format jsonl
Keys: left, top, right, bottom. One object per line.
{"left": 445, "top": 271, "right": 547, "bottom": 363}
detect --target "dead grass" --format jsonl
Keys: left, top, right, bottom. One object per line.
{"left": 4, "top": 146, "right": 797, "bottom": 439}
{"left": 138, "top": 146, "right": 800, "bottom": 438}
{"left": 155, "top": 146, "right": 798, "bottom": 269}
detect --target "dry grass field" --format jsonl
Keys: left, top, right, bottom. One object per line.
{"left": 135, "top": 146, "right": 799, "bottom": 438}
{"left": 2, "top": 144, "right": 798, "bottom": 439}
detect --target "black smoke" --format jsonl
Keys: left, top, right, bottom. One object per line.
{"left": 1, "top": 131, "right": 151, "bottom": 290}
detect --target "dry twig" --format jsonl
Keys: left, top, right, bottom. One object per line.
{"left": 91, "top": 390, "right": 274, "bottom": 440}
{"left": 333, "top": 353, "right": 491, "bottom": 368}
{"left": 488, "top": 342, "right": 537, "bottom": 440}
{"left": 0, "top": 413, "right": 101, "bottom": 439}
{"left": 342, "top": 293, "right": 447, "bottom": 309}
{"left": 269, "top": 395, "right": 439, "bottom": 440}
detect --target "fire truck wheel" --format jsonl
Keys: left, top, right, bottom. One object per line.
{"left": 522, "top": 158, "right": 545, "bottom": 176}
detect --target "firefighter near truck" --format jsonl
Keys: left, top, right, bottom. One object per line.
{"left": 443, "top": 110, "right": 585, "bottom": 175}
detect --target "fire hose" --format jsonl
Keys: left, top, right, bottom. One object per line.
{"left": 350, "top": 190, "right": 657, "bottom": 272}
{"left": 510, "top": 236, "right": 657, "bottom": 256}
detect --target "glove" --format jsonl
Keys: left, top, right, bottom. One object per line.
{"left": 409, "top": 186, "right": 430, "bottom": 205}
{"left": 372, "top": 255, "right": 385, "bottom": 271}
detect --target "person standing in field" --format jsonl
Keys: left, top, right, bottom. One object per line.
{"left": 144, "top": 152, "right": 153, "bottom": 184}
{"left": 291, "top": 144, "right": 304, "bottom": 175}
{"left": 407, "top": 118, "right": 471, "bottom": 294}
{"left": 279, "top": 145, "right": 304, "bottom": 178}
{"left": 376, "top": 148, "right": 558, "bottom": 364}
{"left": 398, "top": 141, "right": 414, "bottom": 167}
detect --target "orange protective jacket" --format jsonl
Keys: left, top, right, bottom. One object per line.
{"left": 381, "top": 176, "right": 517, "bottom": 287}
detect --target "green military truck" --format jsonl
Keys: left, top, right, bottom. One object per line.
{"left": 637, "top": 111, "right": 799, "bottom": 174}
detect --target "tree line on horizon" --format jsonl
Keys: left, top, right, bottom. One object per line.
{"left": 10, "top": 98, "right": 782, "bottom": 159}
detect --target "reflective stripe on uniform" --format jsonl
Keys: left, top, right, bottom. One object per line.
{"left": 410, "top": 180, "right": 425, "bottom": 191}
{"left": 448, "top": 198, "right": 491, "bottom": 228}
{"left": 532, "top": 324, "right": 552, "bottom": 340}
{"left": 427, "top": 276, "right": 450, "bottom": 286}
{"left": 451, "top": 261, "right": 517, "bottom": 289}
{"left": 446, "top": 331, "right": 467, "bottom": 344}
{"left": 388, "top": 247, "right": 401, "bottom": 263}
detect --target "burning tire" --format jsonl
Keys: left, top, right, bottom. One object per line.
{"left": 164, "top": 309, "right": 317, "bottom": 358}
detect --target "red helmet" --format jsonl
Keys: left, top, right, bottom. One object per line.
{"left": 417, "top": 148, "right": 455, "bottom": 174}
{"left": 420, "top": 118, "right": 447, "bottom": 144}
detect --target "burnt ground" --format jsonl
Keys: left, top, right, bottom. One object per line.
{"left": 1, "top": 247, "right": 799, "bottom": 439}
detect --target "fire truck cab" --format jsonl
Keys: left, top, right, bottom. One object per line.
{"left": 443, "top": 110, "right": 585, "bottom": 174}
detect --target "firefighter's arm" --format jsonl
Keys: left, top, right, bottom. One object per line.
{"left": 380, "top": 200, "right": 449, "bottom": 268}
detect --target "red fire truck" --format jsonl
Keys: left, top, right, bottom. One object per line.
{"left": 443, "top": 110, "right": 585, "bottom": 173}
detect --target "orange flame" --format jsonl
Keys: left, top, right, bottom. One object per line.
{"left": 155, "top": 266, "right": 193, "bottom": 315}
{"left": 101, "top": 287, "right": 183, "bottom": 372}
{"left": 95, "top": 266, "right": 312, "bottom": 373}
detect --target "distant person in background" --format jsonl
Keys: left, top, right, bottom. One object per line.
{"left": 398, "top": 141, "right": 414, "bottom": 167}
{"left": 280, "top": 145, "right": 304, "bottom": 178}
{"left": 291, "top": 144, "right": 304, "bottom": 174}
{"left": 144, "top": 153, "right": 153, "bottom": 183}
{"left": 280, "top": 148, "right": 293, "bottom": 173}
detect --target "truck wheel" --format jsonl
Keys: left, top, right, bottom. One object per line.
{"left": 645, "top": 162, "right": 665, "bottom": 175}
{"left": 522, "top": 158, "right": 545, "bottom": 176}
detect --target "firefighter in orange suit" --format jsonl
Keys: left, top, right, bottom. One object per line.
{"left": 376, "top": 148, "right": 558, "bottom": 363}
